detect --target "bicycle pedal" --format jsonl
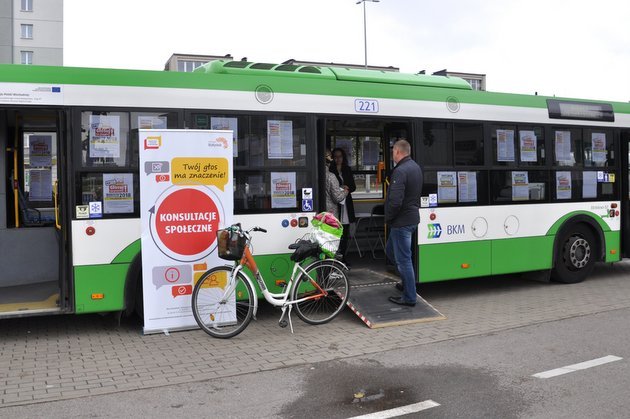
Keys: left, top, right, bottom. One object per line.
{"left": 278, "top": 319, "right": 288, "bottom": 328}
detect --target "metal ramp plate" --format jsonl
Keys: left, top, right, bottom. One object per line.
{"left": 346, "top": 269, "right": 446, "bottom": 329}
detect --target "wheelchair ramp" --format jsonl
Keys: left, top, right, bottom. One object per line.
{"left": 346, "top": 269, "right": 445, "bottom": 329}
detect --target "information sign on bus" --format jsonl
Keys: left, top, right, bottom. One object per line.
{"left": 547, "top": 99, "right": 614, "bottom": 122}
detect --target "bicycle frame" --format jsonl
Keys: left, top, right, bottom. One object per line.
{"left": 220, "top": 240, "right": 339, "bottom": 323}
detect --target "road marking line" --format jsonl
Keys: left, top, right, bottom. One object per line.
{"left": 346, "top": 399, "right": 440, "bottom": 419}
{"left": 532, "top": 355, "right": 623, "bottom": 379}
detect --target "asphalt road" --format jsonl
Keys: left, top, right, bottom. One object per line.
{"left": 2, "top": 306, "right": 628, "bottom": 418}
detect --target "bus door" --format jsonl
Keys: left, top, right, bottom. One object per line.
{"left": 0, "top": 108, "right": 66, "bottom": 316}
{"left": 322, "top": 117, "right": 412, "bottom": 264}
{"left": 621, "top": 130, "right": 630, "bottom": 257}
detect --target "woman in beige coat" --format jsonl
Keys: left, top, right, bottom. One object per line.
{"left": 324, "top": 150, "right": 347, "bottom": 219}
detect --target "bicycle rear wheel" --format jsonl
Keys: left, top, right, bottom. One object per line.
{"left": 191, "top": 266, "right": 254, "bottom": 338}
{"left": 291, "top": 260, "right": 349, "bottom": 325}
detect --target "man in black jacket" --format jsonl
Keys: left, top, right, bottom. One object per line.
{"left": 385, "top": 139, "right": 422, "bottom": 306}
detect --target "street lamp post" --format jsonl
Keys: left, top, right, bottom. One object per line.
{"left": 356, "top": 0, "right": 380, "bottom": 69}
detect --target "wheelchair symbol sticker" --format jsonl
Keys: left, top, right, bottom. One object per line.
{"left": 302, "top": 199, "right": 313, "bottom": 212}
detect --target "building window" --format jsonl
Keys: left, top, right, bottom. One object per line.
{"left": 21, "top": 24, "right": 33, "bottom": 39}
{"left": 21, "top": 0, "right": 33, "bottom": 11}
{"left": 465, "top": 78, "right": 482, "bottom": 91}
{"left": 177, "top": 60, "right": 206, "bottom": 72}
{"left": 20, "top": 51, "right": 33, "bottom": 65}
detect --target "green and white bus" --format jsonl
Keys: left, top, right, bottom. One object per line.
{"left": 1, "top": 60, "right": 629, "bottom": 319}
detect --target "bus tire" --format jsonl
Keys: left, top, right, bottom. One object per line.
{"left": 551, "top": 224, "right": 597, "bottom": 284}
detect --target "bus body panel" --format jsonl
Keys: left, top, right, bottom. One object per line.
{"left": 418, "top": 203, "right": 620, "bottom": 282}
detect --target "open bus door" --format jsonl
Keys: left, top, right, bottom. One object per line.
{"left": 321, "top": 118, "right": 413, "bottom": 261}
{"left": 621, "top": 130, "right": 630, "bottom": 257}
{"left": 0, "top": 108, "right": 67, "bottom": 317}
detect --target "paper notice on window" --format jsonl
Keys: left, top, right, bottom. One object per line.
{"left": 362, "top": 139, "right": 379, "bottom": 166}
{"left": 519, "top": 131, "right": 537, "bottom": 162}
{"left": 458, "top": 171, "right": 477, "bottom": 203}
{"left": 29, "top": 135, "right": 53, "bottom": 167}
{"left": 554, "top": 131, "right": 572, "bottom": 163}
{"left": 267, "top": 120, "right": 293, "bottom": 159}
{"left": 583, "top": 171, "right": 598, "bottom": 198}
{"left": 437, "top": 171, "right": 457, "bottom": 203}
{"left": 138, "top": 116, "right": 167, "bottom": 129}
{"left": 556, "top": 171, "right": 572, "bottom": 200}
{"left": 335, "top": 138, "right": 354, "bottom": 164}
{"left": 103, "top": 173, "right": 134, "bottom": 214}
{"left": 496, "top": 129, "right": 515, "bottom": 162}
{"left": 211, "top": 117, "right": 239, "bottom": 158}
{"left": 89, "top": 115, "right": 120, "bottom": 158}
{"left": 28, "top": 169, "right": 52, "bottom": 201}
{"left": 511, "top": 171, "right": 529, "bottom": 201}
{"left": 270, "top": 172, "right": 296, "bottom": 208}
{"left": 591, "top": 132, "right": 607, "bottom": 163}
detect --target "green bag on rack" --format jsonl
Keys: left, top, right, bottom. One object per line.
{"left": 310, "top": 212, "right": 343, "bottom": 258}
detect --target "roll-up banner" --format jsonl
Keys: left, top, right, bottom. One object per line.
{"left": 139, "top": 129, "right": 233, "bottom": 334}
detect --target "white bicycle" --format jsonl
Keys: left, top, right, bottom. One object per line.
{"left": 191, "top": 223, "right": 350, "bottom": 338}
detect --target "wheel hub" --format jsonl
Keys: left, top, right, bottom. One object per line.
{"left": 569, "top": 238, "right": 590, "bottom": 268}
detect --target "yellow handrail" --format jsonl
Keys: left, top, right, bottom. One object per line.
{"left": 53, "top": 180, "right": 61, "bottom": 229}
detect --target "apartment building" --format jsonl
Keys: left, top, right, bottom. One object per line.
{"left": 0, "top": 0, "right": 63, "bottom": 65}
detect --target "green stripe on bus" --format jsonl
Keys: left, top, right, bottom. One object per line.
{"left": 604, "top": 231, "right": 621, "bottom": 263}
{"left": 419, "top": 241, "right": 491, "bottom": 282}
{"left": 546, "top": 211, "right": 611, "bottom": 236}
{"left": 111, "top": 240, "right": 141, "bottom": 264}
{"left": 491, "top": 236, "right": 554, "bottom": 275}
{"left": 74, "top": 265, "right": 127, "bottom": 313}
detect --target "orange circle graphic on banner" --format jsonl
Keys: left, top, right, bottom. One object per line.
{"left": 155, "top": 188, "right": 220, "bottom": 256}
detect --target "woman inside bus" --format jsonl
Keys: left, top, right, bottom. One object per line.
{"left": 329, "top": 147, "right": 356, "bottom": 266}
{"left": 324, "top": 150, "right": 348, "bottom": 220}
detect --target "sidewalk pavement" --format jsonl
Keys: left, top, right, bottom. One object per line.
{"left": 1, "top": 260, "right": 630, "bottom": 407}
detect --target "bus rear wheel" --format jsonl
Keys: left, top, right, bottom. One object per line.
{"left": 552, "top": 225, "right": 597, "bottom": 284}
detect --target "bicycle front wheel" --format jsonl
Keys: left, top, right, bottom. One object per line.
{"left": 191, "top": 266, "right": 254, "bottom": 338}
{"left": 291, "top": 260, "right": 349, "bottom": 325}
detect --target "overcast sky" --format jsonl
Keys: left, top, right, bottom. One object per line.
{"left": 64, "top": 0, "right": 630, "bottom": 102}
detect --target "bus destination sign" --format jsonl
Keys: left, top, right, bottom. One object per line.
{"left": 547, "top": 99, "right": 614, "bottom": 122}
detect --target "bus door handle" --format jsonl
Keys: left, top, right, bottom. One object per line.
{"left": 53, "top": 180, "right": 61, "bottom": 230}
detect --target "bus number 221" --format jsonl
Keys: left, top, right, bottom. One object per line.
{"left": 354, "top": 99, "right": 379, "bottom": 113}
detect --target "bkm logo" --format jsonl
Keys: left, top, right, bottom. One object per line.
{"left": 427, "top": 223, "right": 442, "bottom": 239}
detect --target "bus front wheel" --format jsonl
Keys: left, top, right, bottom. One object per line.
{"left": 552, "top": 224, "right": 597, "bottom": 284}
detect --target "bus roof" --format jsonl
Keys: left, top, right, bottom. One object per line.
{"left": 0, "top": 62, "right": 629, "bottom": 115}
{"left": 195, "top": 59, "right": 473, "bottom": 90}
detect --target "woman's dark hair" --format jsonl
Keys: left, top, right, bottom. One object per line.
{"left": 331, "top": 147, "right": 349, "bottom": 168}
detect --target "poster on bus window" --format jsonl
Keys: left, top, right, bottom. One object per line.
{"left": 139, "top": 129, "right": 233, "bottom": 334}
{"left": 458, "top": 171, "right": 477, "bottom": 203}
{"left": 511, "top": 171, "right": 529, "bottom": 201}
{"left": 89, "top": 115, "right": 120, "bottom": 158}
{"left": 519, "top": 131, "right": 537, "bottom": 162}
{"left": 496, "top": 130, "right": 515, "bottom": 162}
{"left": 556, "top": 171, "right": 572, "bottom": 200}
{"left": 335, "top": 138, "right": 354, "bottom": 165}
{"left": 554, "top": 131, "right": 572, "bottom": 163}
{"left": 437, "top": 171, "right": 457, "bottom": 203}
{"left": 591, "top": 133, "right": 607, "bottom": 163}
{"left": 211, "top": 117, "right": 238, "bottom": 158}
{"left": 103, "top": 173, "right": 134, "bottom": 214}
{"left": 583, "top": 171, "right": 598, "bottom": 198}
{"left": 271, "top": 172, "right": 297, "bottom": 208}
{"left": 29, "top": 135, "right": 52, "bottom": 167}
{"left": 267, "top": 120, "right": 293, "bottom": 159}
{"left": 28, "top": 169, "right": 52, "bottom": 201}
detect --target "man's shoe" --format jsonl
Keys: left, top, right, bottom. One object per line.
{"left": 388, "top": 296, "right": 416, "bottom": 307}
{"left": 394, "top": 282, "right": 403, "bottom": 292}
